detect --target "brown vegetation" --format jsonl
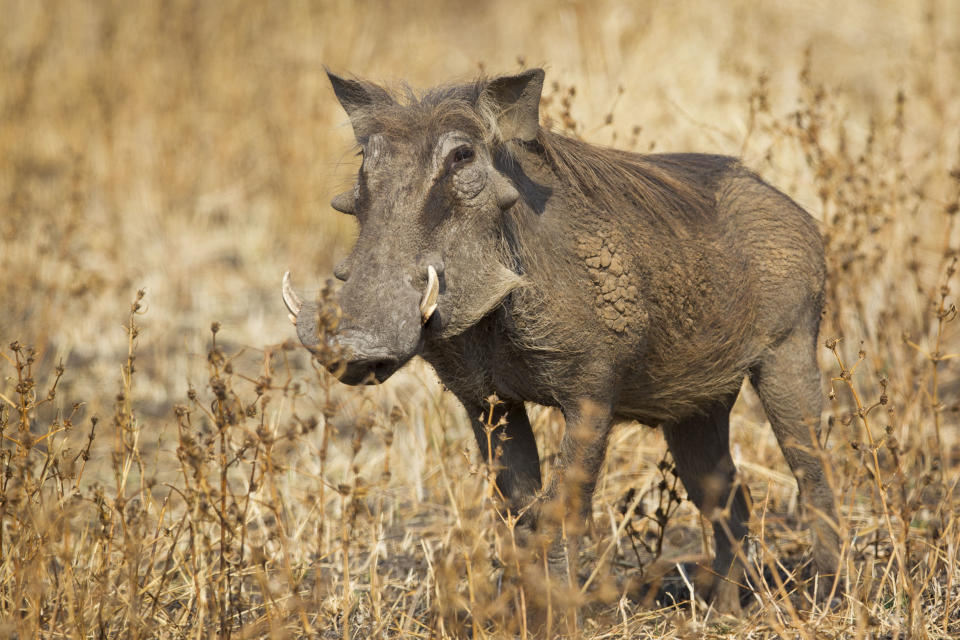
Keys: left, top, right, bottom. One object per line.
{"left": 1, "top": 1, "right": 959, "bottom": 637}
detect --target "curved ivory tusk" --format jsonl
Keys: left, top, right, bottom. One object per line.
{"left": 282, "top": 271, "right": 303, "bottom": 317}
{"left": 420, "top": 265, "right": 439, "bottom": 323}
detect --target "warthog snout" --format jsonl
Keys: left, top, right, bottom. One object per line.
{"left": 282, "top": 266, "right": 439, "bottom": 385}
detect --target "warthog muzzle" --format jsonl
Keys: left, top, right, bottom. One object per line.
{"left": 282, "top": 267, "right": 439, "bottom": 384}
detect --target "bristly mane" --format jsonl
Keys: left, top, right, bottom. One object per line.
{"left": 530, "top": 132, "right": 737, "bottom": 233}
{"left": 346, "top": 74, "right": 734, "bottom": 232}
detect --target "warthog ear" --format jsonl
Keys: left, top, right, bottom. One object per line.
{"left": 480, "top": 69, "right": 545, "bottom": 143}
{"left": 326, "top": 69, "right": 392, "bottom": 137}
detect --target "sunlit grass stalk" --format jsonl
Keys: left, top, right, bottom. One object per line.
{"left": 827, "top": 340, "right": 916, "bottom": 632}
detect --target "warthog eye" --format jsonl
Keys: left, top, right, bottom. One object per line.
{"left": 447, "top": 145, "right": 475, "bottom": 171}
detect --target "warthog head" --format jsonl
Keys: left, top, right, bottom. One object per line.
{"left": 283, "top": 69, "right": 543, "bottom": 384}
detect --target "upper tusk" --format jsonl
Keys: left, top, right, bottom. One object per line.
{"left": 420, "top": 265, "right": 439, "bottom": 323}
{"left": 282, "top": 271, "right": 303, "bottom": 317}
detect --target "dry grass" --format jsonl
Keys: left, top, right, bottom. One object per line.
{"left": 2, "top": 1, "right": 960, "bottom": 637}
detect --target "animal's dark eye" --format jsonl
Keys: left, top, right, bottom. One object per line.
{"left": 448, "top": 145, "right": 475, "bottom": 170}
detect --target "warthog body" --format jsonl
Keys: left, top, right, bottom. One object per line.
{"left": 284, "top": 69, "right": 840, "bottom": 612}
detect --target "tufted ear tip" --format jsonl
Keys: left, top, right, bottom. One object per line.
{"left": 325, "top": 69, "right": 395, "bottom": 140}
{"left": 481, "top": 69, "right": 546, "bottom": 143}
{"left": 327, "top": 71, "right": 374, "bottom": 114}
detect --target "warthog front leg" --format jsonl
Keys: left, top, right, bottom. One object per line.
{"left": 550, "top": 399, "right": 616, "bottom": 521}
{"left": 531, "top": 399, "right": 615, "bottom": 579}
{"left": 506, "top": 398, "right": 614, "bottom": 634}
{"left": 462, "top": 397, "right": 543, "bottom": 518}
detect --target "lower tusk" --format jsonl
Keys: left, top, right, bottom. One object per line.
{"left": 282, "top": 271, "right": 303, "bottom": 317}
{"left": 288, "top": 314, "right": 297, "bottom": 326}
{"left": 419, "top": 265, "right": 439, "bottom": 323}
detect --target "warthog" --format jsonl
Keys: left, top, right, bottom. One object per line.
{"left": 283, "top": 68, "right": 840, "bottom": 613}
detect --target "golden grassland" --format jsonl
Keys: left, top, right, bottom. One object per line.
{"left": 1, "top": 1, "right": 960, "bottom": 637}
